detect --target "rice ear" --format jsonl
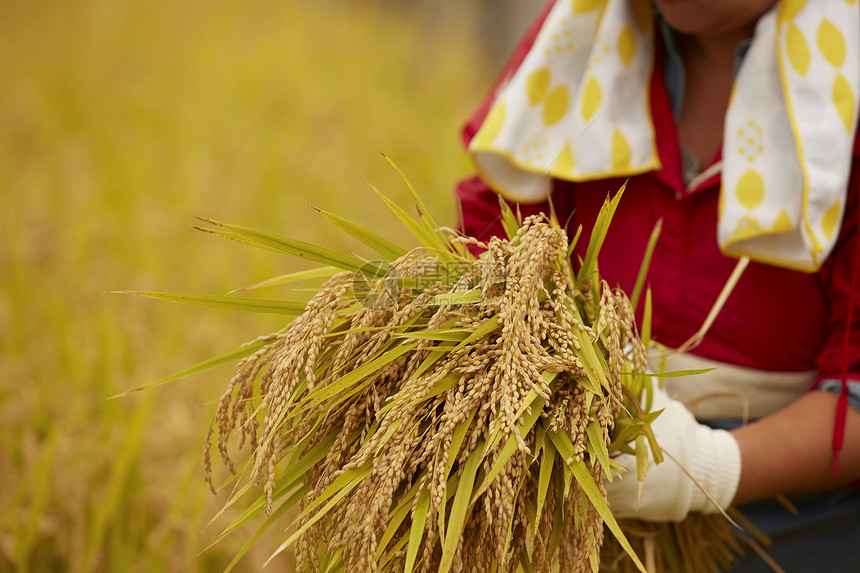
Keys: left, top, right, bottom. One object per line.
{"left": 158, "top": 184, "right": 752, "bottom": 572}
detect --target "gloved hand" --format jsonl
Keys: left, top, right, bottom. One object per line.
{"left": 605, "top": 384, "right": 742, "bottom": 522}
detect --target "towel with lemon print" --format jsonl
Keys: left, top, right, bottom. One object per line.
{"left": 468, "top": 0, "right": 860, "bottom": 272}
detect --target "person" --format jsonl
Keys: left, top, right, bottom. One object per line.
{"left": 455, "top": 0, "right": 860, "bottom": 570}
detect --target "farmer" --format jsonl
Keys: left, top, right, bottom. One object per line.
{"left": 456, "top": 0, "right": 860, "bottom": 570}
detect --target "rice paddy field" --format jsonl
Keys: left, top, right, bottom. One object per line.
{"left": 0, "top": 1, "right": 504, "bottom": 570}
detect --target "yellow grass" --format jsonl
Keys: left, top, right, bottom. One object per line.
{"left": 0, "top": 0, "right": 492, "bottom": 570}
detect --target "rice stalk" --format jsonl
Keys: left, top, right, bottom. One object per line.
{"left": 142, "top": 185, "right": 756, "bottom": 572}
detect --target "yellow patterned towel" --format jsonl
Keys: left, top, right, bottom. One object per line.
{"left": 469, "top": 0, "right": 859, "bottom": 272}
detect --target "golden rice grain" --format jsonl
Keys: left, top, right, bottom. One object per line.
{"left": 195, "top": 199, "right": 749, "bottom": 573}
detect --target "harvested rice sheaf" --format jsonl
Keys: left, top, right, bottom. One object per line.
{"left": 191, "top": 185, "right": 749, "bottom": 573}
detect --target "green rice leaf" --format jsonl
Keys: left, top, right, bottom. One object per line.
{"left": 211, "top": 429, "right": 344, "bottom": 540}
{"left": 404, "top": 486, "right": 431, "bottom": 573}
{"left": 589, "top": 545, "right": 600, "bottom": 573}
{"left": 111, "top": 337, "right": 275, "bottom": 398}
{"left": 309, "top": 205, "right": 407, "bottom": 260}
{"left": 480, "top": 382, "right": 544, "bottom": 463}
{"left": 379, "top": 530, "right": 411, "bottom": 571}
{"left": 284, "top": 463, "right": 373, "bottom": 548}
{"left": 373, "top": 418, "right": 406, "bottom": 456}
{"left": 381, "top": 152, "right": 443, "bottom": 236}
{"left": 641, "top": 288, "right": 654, "bottom": 411}
{"left": 192, "top": 225, "right": 283, "bottom": 253}
{"left": 471, "top": 395, "right": 545, "bottom": 503}
{"left": 223, "top": 483, "right": 308, "bottom": 573}
{"left": 228, "top": 266, "right": 341, "bottom": 294}
{"left": 577, "top": 184, "right": 625, "bottom": 286}
{"left": 586, "top": 422, "right": 611, "bottom": 479}
{"left": 646, "top": 367, "right": 716, "bottom": 378}
{"left": 644, "top": 416, "right": 664, "bottom": 466}
{"left": 321, "top": 547, "right": 344, "bottom": 573}
{"left": 432, "top": 289, "right": 487, "bottom": 306}
{"left": 115, "top": 291, "right": 308, "bottom": 315}
{"left": 630, "top": 219, "right": 662, "bottom": 313}
{"left": 572, "top": 461, "right": 645, "bottom": 573}
{"left": 519, "top": 547, "right": 535, "bottom": 573}
{"left": 298, "top": 341, "right": 419, "bottom": 410}
{"left": 566, "top": 224, "right": 583, "bottom": 261}
{"left": 369, "top": 184, "right": 447, "bottom": 251}
{"left": 570, "top": 325, "right": 610, "bottom": 394}
{"left": 545, "top": 425, "right": 646, "bottom": 573}
{"left": 199, "top": 218, "right": 367, "bottom": 271}
{"left": 499, "top": 458, "right": 529, "bottom": 566}
{"left": 401, "top": 372, "right": 459, "bottom": 412}
{"left": 376, "top": 368, "right": 457, "bottom": 418}
{"left": 498, "top": 196, "right": 520, "bottom": 241}
{"left": 642, "top": 287, "right": 652, "bottom": 350}
{"left": 438, "top": 445, "right": 482, "bottom": 573}
{"left": 395, "top": 329, "right": 470, "bottom": 342}
{"left": 436, "top": 406, "right": 478, "bottom": 546}
{"left": 375, "top": 478, "right": 423, "bottom": 560}
{"left": 412, "top": 347, "right": 452, "bottom": 378}
{"left": 635, "top": 434, "right": 648, "bottom": 487}
{"left": 452, "top": 315, "right": 500, "bottom": 352}
{"left": 444, "top": 407, "right": 478, "bottom": 480}
{"left": 535, "top": 427, "right": 555, "bottom": 528}
{"left": 546, "top": 466, "right": 566, "bottom": 558}
{"left": 324, "top": 312, "right": 428, "bottom": 338}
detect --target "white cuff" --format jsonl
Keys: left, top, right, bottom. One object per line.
{"left": 688, "top": 428, "right": 742, "bottom": 514}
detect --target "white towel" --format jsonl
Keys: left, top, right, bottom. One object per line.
{"left": 469, "top": 0, "right": 860, "bottom": 272}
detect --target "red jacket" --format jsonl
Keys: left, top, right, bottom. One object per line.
{"left": 456, "top": 3, "right": 860, "bottom": 387}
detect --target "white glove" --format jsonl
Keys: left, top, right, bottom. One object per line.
{"left": 605, "top": 385, "right": 742, "bottom": 522}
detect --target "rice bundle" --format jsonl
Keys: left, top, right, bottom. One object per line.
{"left": 127, "top": 177, "right": 753, "bottom": 572}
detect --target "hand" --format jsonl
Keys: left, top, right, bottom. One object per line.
{"left": 605, "top": 385, "right": 742, "bottom": 522}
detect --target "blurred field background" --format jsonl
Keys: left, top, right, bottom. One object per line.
{"left": 0, "top": 0, "right": 545, "bottom": 570}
